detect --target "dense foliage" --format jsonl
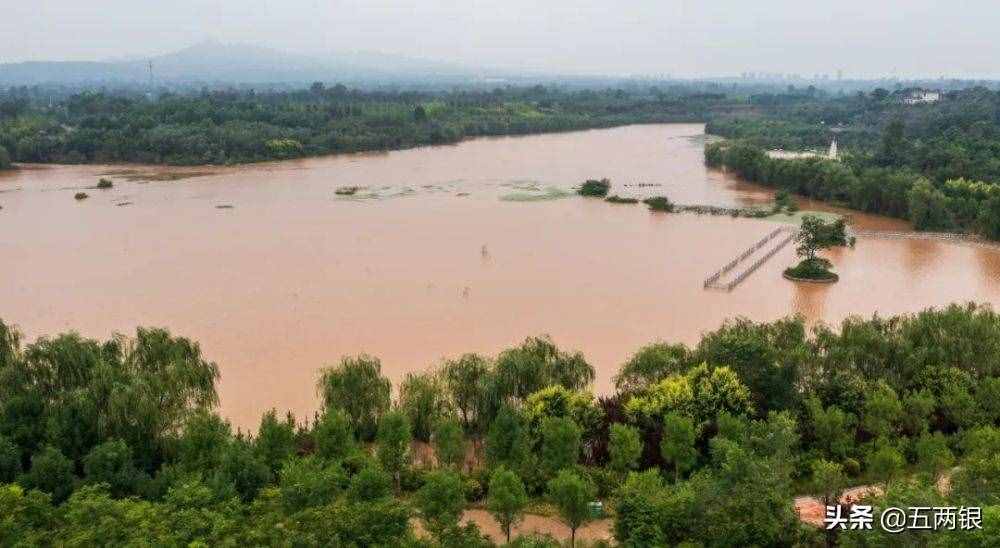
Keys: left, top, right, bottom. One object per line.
{"left": 705, "top": 87, "right": 1000, "bottom": 240}
{"left": 0, "top": 84, "right": 744, "bottom": 165}
{"left": 2, "top": 303, "right": 1000, "bottom": 545}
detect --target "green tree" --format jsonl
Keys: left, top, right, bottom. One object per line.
{"left": 441, "top": 353, "right": 491, "bottom": 432}
{"left": 0, "top": 434, "right": 21, "bottom": 483}
{"left": 376, "top": 410, "right": 411, "bottom": 490}
{"left": 875, "top": 118, "right": 908, "bottom": 167}
{"left": 907, "top": 179, "right": 953, "bottom": 230}
{"left": 416, "top": 470, "right": 467, "bottom": 539}
{"left": 0, "top": 145, "right": 11, "bottom": 169}
{"left": 312, "top": 408, "right": 355, "bottom": 461}
{"left": 278, "top": 456, "right": 345, "bottom": 512}
{"left": 215, "top": 439, "right": 271, "bottom": 503}
{"left": 914, "top": 432, "right": 954, "bottom": 481}
{"left": 939, "top": 383, "right": 980, "bottom": 429}
{"left": 432, "top": 417, "right": 466, "bottom": 471}
{"left": 977, "top": 194, "right": 1000, "bottom": 240}
{"left": 546, "top": 469, "right": 595, "bottom": 548}
{"left": 539, "top": 416, "right": 581, "bottom": 477}
{"left": 317, "top": 354, "right": 391, "bottom": 440}
{"left": 788, "top": 215, "right": 853, "bottom": 279}
{"left": 398, "top": 372, "right": 452, "bottom": 442}
{"left": 82, "top": 439, "right": 142, "bottom": 497}
{"left": 900, "top": 389, "right": 936, "bottom": 436}
{"left": 977, "top": 377, "right": 1000, "bottom": 424}
{"left": 487, "top": 466, "right": 529, "bottom": 544}
{"left": 176, "top": 411, "right": 232, "bottom": 472}
{"left": 608, "top": 424, "right": 643, "bottom": 474}
{"left": 0, "top": 484, "right": 58, "bottom": 545}
{"left": 809, "top": 459, "right": 847, "bottom": 548}
{"left": 660, "top": 413, "right": 697, "bottom": 482}
{"left": 347, "top": 464, "right": 393, "bottom": 502}
{"left": 866, "top": 443, "right": 904, "bottom": 487}
{"left": 485, "top": 406, "right": 531, "bottom": 470}
{"left": 19, "top": 446, "right": 75, "bottom": 503}
{"left": 806, "top": 399, "right": 856, "bottom": 461}
{"left": 254, "top": 409, "right": 297, "bottom": 474}
{"left": 861, "top": 381, "right": 901, "bottom": 438}
{"left": 614, "top": 342, "right": 691, "bottom": 394}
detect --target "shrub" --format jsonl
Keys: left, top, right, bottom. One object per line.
{"left": 783, "top": 257, "right": 838, "bottom": 281}
{"left": 96, "top": 178, "right": 113, "bottom": 189}
{"left": 643, "top": 196, "right": 674, "bottom": 212}
{"left": 578, "top": 178, "right": 611, "bottom": 197}
{"left": 74, "top": 192, "right": 89, "bottom": 200}
{"left": 605, "top": 195, "right": 638, "bottom": 204}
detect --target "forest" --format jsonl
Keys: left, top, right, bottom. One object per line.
{"left": 0, "top": 84, "right": 746, "bottom": 166}
{"left": 704, "top": 87, "right": 1000, "bottom": 241}
{"left": 1, "top": 302, "right": 999, "bottom": 546}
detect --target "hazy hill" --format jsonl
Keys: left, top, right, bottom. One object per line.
{"left": 0, "top": 41, "right": 479, "bottom": 86}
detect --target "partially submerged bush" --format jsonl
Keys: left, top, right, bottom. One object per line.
{"left": 96, "top": 178, "right": 114, "bottom": 189}
{"left": 335, "top": 186, "right": 361, "bottom": 196}
{"left": 642, "top": 196, "right": 674, "bottom": 212}
{"left": 578, "top": 178, "right": 611, "bottom": 197}
{"left": 605, "top": 195, "right": 638, "bottom": 204}
{"left": 74, "top": 192, "right": 89, "bottom": 200}
{"left": 784, "top": 257, "right": 838, "bottom": 281}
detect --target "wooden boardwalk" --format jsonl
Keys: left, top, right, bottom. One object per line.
{"left": 704, "top": 227, "right": 797, "bottom": 291}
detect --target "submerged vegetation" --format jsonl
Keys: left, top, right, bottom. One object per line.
{"left": 576, "top": 179, "right": 611, "bottom": 197}
{"left": 334, "top": 185, "right": 361, "bottom": 196}
{"left": 641, "top": 196, "right": 674, "bottom": 212}
{"left": 784, "top": 215, "right": 854, "bottom": 282}
{"left": 500, "top": 187, "right": 572, "bottom": 202}
{"left": 2, "top": 303, "right": 1000, "bottom": 545}
{"left": 604, "top": 195, "right": 638, "bottom": 204}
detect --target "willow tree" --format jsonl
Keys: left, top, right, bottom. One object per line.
{"left": 0, "top": 324, "right": 219, "bottom": 470}
{"left": 441, "top": 353, "right": 491, "bottom": 432}
{"left": 317, "top": 354, "right": 391, "bottom": 441}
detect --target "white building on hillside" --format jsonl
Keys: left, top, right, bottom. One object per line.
{"left": 903, "top": 90, "right": 941, "bottom": 105}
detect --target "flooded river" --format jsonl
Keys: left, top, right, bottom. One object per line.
{"left": 3, "top": 124, "right": 1000, "bottom": 429}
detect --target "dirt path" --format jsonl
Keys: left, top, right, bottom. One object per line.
{"left": 794, "top": 485, "right": 883, "bottom": 527}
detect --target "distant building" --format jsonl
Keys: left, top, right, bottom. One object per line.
{"left": 903, "top": 90, "right": 941, "bottom": 104}
{"left": 828, "top": 139, "right": 838, "bottom": 160}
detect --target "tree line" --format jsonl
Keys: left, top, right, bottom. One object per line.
{"left": 0, "top": 84, "right": 742, "bottom": 166}
{"left": 2, "top": 302, "right": 999, "bottom": 545}
{"left": 705, "top": 139, "right": 1000, "bottom": 241}
{"left": 704, "top": 87, "right": 1000, "bottom": 240}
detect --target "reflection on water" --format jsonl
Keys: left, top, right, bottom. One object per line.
{"left": 2, "top": 124, "right": 1000, "bottom": 429}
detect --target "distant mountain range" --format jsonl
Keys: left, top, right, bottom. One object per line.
{"left": 0, "top": 41, "right": 488, "bottom": 86}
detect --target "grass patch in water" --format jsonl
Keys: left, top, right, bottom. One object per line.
{"left": 499, "top": 187, "right": 572, "bottom": 202}
{"left": 335, "top": 186, "right": 362, "bottom": 195}
{"left": 764, "top": 210, "right": 843, "bottom": 225}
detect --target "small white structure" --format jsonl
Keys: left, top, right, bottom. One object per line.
{"left": 828, "top": 139, "right": 838, "bottom": 160}
{"left": 903, "top": 90, "right": 941, "bottom": 105}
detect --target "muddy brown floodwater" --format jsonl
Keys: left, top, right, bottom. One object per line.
{"left": 3, "top": 124, "right": 1000, "bottom": 430}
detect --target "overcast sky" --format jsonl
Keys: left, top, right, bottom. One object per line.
{"left": 3, "top": 0, "right": 997, "bottom": 78}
